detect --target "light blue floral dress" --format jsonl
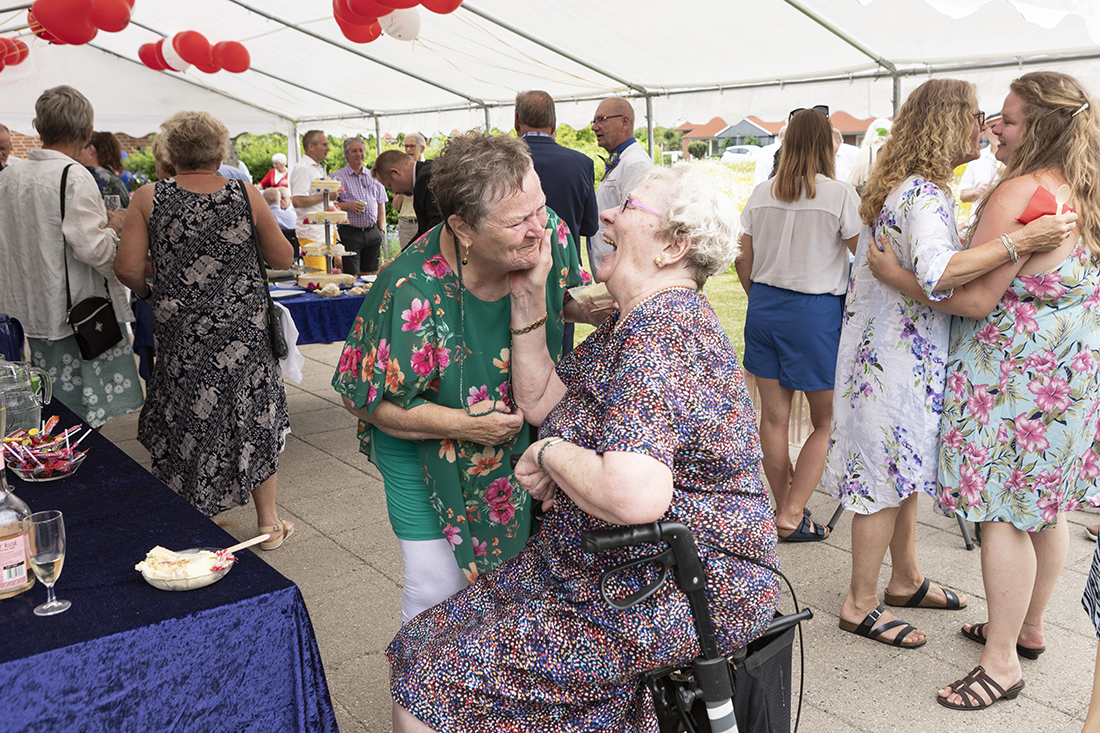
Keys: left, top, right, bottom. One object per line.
{"left": 937, "top": 239, "right": 1100, "bottom": 530}
{"left": 823, "top": 177, "right": 961, "bottom": 513}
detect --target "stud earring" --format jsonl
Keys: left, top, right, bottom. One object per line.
{"left": 654, "top": 256, "right": 663, "bottom": 267}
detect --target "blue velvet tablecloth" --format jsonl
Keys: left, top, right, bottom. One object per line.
{"left": 272, "top": 286, "right": 367, "bottom": 345}
{"left": 1, "top": 402, "right": 338, "bottom": 733}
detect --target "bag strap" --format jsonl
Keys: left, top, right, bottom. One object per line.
{"left": 239, "top": 180, "right": 270, "bottom": 286}
{"left": 60, "top": 163, "right": 75, "bottom": 312}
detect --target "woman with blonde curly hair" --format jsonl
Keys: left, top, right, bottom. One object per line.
{"left": 823, "top": 79, "right": 1075, "bottom": 653}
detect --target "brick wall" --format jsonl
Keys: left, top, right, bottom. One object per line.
{"left": 7, "top": 131, "right": 151, "bottom": 160}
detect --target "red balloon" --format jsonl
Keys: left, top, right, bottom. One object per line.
{"left": 138, "top": 42, "right": 169, "bottom": 71}
{"left": 377, "top": 0, "right": 419, "bottom": 8}
{"left": 336, "top": 15, "right": 382, "bottom": 43}
{"left": 4, "top": 38, "right": 30, "bottom": 65}
{"left": 421, "top": 0, "right": 463, "bottom": 12}
{"left": 173, "top": 31, "right": 213, "bottom": 67}
{"left": 212, "top": 41, "right": 250, "bottom": 73}
{"left": 31, "top": 0, "right": 98, "bottom": 45}
{"left": 123, "top": 0, "right": 135, "bottom": 6}
{"left": 27, "top": 10, "right": 67, "bottom": 45}
{"left": 153, "top": 38, "right": 175, "bottom": 70}
{"left": 193, "top": 58, "right": 222, "bottom": 74}
{"left": 347, "top": 0, "right": 393, "bottom": 18}
{"left": 334, "top": 0, "right": 376, "bottom": 26}
{"left": 91, "top": 0, "right": 132, "bottom": 33}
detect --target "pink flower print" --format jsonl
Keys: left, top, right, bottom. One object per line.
{"left": 489, "top": 501, "right": 515, "bottom": 525}
{"left": 339, "top": 345, "right": 362, "bottom": 375}
{"left": 998, "top": 358, "right": 1018, "bottom": 390}
{"left": 1005, "top": 469, "right": 1029, "bottom": 494}
{"left": 486, "top": 477, "right": 512, "bottom": 504}
{"left": 999, "top": 288, "right": 1020, "bottom": 313}
{"left": 1035, "top": 467, "right": 1064, "bottom": 489}
{"left": 1028, "top": 375, "right": 1072, "bottom": 415}
{"left": 1072, "top": 350, "right": 1096, "bottom": 374}
{"left": 976, "top": 322, "right": 1002, "bottom": 347}
{"left": 401, "top": 298, "right": 431, "bottom": 332}
{"left": 435, "top": 346, "right": 451, "bottom": 369}
{"left": 996, "top": 422, "right": 1011, "bottom": 444}
{"left": 1013, "top": 414, "right": 1050, "bottom": 453}
{"left": 957, "top": 463, "right": 986, "bottom": 505}
{"left": 1085, "top": 285, "right": 1100, "bottom": 311}
{"left": 580, "top": 269, "right": 593, "bottom": 285}
{"left": 1065, "top": 498, "right": 1083, "bottom": 513}
{"left": 1036, "top": 492, "right": 1064, "bottom": 525}
{"left": 410, "top": 343, "right": 438, "bottom": 376}
{"left": 939, "top": 491, "right": 958, "bottom": 512}
{"left": 468, "top": 447, "right": 504, "bottom": 476}
{"left": 962, "top": 442, "right": 989, "bottom": 466}
{"left": 376, "top": 339, "right": 391, "bottom": 370}
{"left": 422, "top": 254, "right": 453, "bottom": 279}
{"left": 1023, "top": 350, "right": 1058, "bottom": 374}
{"left": 1080, "top": 450, "right": 1100, "bottom": 480}
{"left": 967, "top": 385, "right": 995, "bottom": 426}
{"left": 1020, "top": 272, "right": 1067, "bottom": 301}
{"left": 442, "top": 523, "right": 463, "bottom": 548}
{"left": 556, "top": 220, "right": 569, "bottom": 245}
{"left": 942, "top": 427, "right": 964, "bottom": 450}
{"left": 471, "top": 536, "right": 487, "bottom": 557}
{"left": 467, "top": 384, "right": 490, "bottom": 406}
{"left": 1014, "top": 302, "right": 1039, "bottom": 334}
{"left": 947, "top": 370, "right": 969, "bottom": 400}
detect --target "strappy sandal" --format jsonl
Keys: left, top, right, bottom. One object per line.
{"left": 259, "top": 519, "right": 294, "bottom": 551}
{"left": 961, "top": 621, "right": 1045, "bottom": 660}
{"left": 777, "top": 515, "right": 830, "bottom": 542}
{"left": 937, "top": 665, "right": 1024, "bottom": 710}
{"left": 884, "top": 577, "right": 967, "bottom": 610}
{"left": 839, "top": 603, "right": 926, "bottom": 648}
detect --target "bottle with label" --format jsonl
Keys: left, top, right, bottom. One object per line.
{"left": 0, "top": 460, "right": 34, "bottom": 600}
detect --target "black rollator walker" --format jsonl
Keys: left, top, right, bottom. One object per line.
{"left": 581, "top": 522, "right": 812, "bottom": 733}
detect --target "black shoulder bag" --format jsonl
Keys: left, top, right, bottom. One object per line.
{"left": 62, "top": 164, "right": 124, "bottom": 360}
{"left": 239, "top": 180, "right": 289, "bottom": 359}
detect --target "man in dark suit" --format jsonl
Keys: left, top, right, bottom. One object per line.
{"left": 515, "top": 90, "right": 599, "bottom": 352}
{"left": 0, "top": 124, "right": 11, "bottom": 172}
{"left": 373, "top": 149, "right": 441, "bottom": 244}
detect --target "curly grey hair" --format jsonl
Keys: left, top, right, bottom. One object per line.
{"left": 160, "top": 111, "right": 228, "bottom": 171}
{"left": 428, "top": 132, "right": 532, "bottom": 230}
{"left": 646, "top": 164, "right": 741, "bottom": 287}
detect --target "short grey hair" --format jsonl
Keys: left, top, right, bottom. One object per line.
{"left": 342, "top": 137, "right": 366, "bottom": 156}
{"left": 646, "top": 164, "right": 740, "bottom": 287}
{"left": 160, "top": 111, "right": 229, "bottom": 171}
{"left": 404, "top": 133, "right": 425, "bottom": 147}
{"left": 428, "top": 132, "right": 532, "bottom": 230}
{"left": 515, "top": 90, "right": 556, "bottom": 129}
{"left": 272, "top": 152, "right": 287, "bottom": 165}
{"left": 33, "top": 86, "right": 93, "bottom": 147}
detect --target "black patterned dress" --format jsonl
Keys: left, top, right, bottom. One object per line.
{"left": 139, "top": 179, "right": 289, "bottom": 516}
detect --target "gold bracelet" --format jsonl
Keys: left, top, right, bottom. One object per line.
{"left": 510, "top": 311, "right": 548, "bottom": 335}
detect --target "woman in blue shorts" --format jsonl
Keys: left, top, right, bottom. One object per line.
{"left": 736, "top": 106, "right": 861, "bottom": 541}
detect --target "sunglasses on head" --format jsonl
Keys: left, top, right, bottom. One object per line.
{"left": 789, "top": 105, "right": 829, "bottom": 120}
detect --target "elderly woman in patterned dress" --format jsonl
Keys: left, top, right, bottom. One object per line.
{"left": 388, "top": 164, "right": 780, "bottom": 733}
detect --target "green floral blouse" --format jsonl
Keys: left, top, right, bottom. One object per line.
{"left": 332, "top": 213, "right": 582, "bottom": 581}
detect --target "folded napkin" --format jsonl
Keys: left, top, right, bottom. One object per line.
{"left": 1017, "top": 186, "right": 1075, "bottom": 224}
{"left": 273, "top": 302, "right": 304, "bottom": 385}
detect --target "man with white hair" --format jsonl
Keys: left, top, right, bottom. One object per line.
{"left": 590, "top": 97, "right": 652, "bottom": 279}
{"left": 393, "top": 133, "right": 425, "bottom": 248}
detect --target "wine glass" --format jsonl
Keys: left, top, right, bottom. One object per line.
{"left": 103, "top": 195, "right": 121, "bottom": 212}
{"left": 23, "top": 510, "right": 71, "bottom": 616}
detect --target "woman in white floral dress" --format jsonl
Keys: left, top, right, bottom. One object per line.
{"left": 823, "top": 79, "right": 1075, "bottom": 654}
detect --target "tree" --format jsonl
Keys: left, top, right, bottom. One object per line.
{"left": 687, "top": 141, "right": 708, "bottom": 159}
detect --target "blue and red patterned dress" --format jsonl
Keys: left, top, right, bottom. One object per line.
{"left": 387, "top": 288, "right": 780, "bottom": 732}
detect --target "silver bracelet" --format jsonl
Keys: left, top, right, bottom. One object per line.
{"left": 1000, "top": 233, "right": 1019, "bottom": 263}
{"left": 537, "top": 437, "right": 566, "bottom": 475}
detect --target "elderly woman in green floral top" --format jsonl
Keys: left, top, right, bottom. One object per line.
{"left": 333, "top": 132, "right": 587, "bottom": 623}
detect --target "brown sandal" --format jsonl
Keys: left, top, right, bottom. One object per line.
{"left": 937, "top": 665, "right": 1024, "bottom": 710}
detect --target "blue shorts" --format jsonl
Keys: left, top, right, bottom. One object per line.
{"left": 743, "top": 282, "right": 843, "bottom": 392}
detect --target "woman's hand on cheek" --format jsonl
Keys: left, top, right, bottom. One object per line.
{"left": 509, "top": 228, "right": 554, "bottom": 300}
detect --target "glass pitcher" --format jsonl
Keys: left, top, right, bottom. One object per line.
{"left": 0, "top": 360, "right": 51, "bottom": 436}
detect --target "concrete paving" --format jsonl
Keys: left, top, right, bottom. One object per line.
{"left": 99, "top": 341, "right": 1100, "bottom": 733}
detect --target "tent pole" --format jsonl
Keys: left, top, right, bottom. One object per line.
{"left": 290, "top": 123, "right": 300, "bottom": 167}
{"left": 484, "top": 106, "right": 492, "bottom": 132}
{"left": 645, "top": 96, "right": 655, "bottom": 163}
{"left": 893, "top": 73, "right": 901, "bottom": 118}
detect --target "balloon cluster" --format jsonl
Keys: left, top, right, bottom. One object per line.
{"left": 28, "top": 0, "right": 134, "bottom": 46}
{"left": 0, "top": 38, "right": 30, "bottom": 74}
{"left": 138, "top": 32, "right": 250, "bottom": 74}
{"left": 333, "top": 0, "right": 463, "bottom": 44}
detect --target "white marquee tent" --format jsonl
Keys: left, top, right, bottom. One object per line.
{"left": 2, "top": 0, "right": 1100, "bottom": 160}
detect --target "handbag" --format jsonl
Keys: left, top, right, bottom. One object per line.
{"left": 60, "top": 164, "right": 124, "bottom": 361}
{"left": 240, "top": 181, "right": 289, "bottom": 360}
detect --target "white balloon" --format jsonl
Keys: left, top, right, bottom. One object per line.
{"left": 380, "top": 8, "right": 421, "bottom": 41}
{"left": 160, "top": 35, "right": 191, "bottom": 72}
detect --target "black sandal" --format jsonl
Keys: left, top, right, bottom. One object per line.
{"left": 777, "top": 515, "right": 830, "bottom": 543}
{"left": 884, "top": 577, "right": 966, "bottom": 609}
{"left": 961, "top": 622, "right": 1045, "bottom": 660}
{"left": 838, "top": 603, "right": 926, "bottom": 648}
{"left": 937, "top": 665, "right": 1024, "bottom": 710}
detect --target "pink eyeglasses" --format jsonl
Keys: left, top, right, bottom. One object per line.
{"left": 621, "top": 194, "right": 663, "bottom": 218}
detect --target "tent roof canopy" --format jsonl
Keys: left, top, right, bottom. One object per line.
{"left": 2, "top": 0, "right": 1099, "bottom": 140}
